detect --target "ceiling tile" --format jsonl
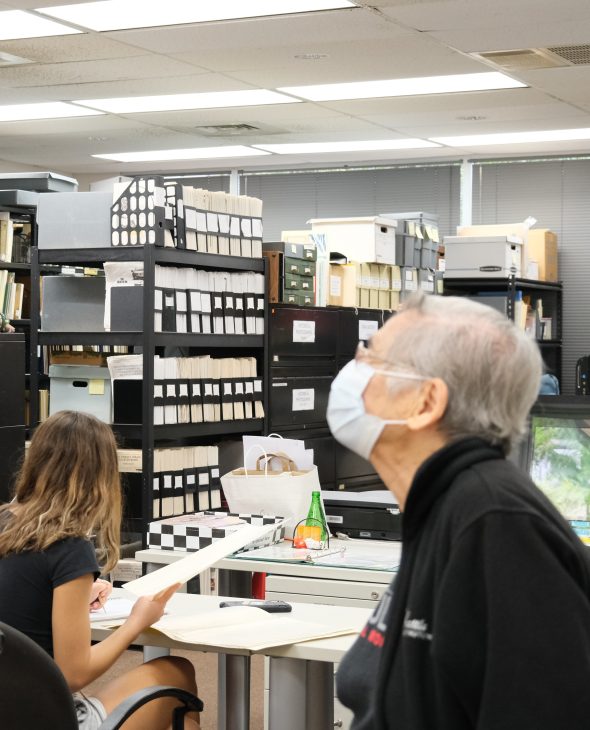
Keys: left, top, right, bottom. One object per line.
{"left": 429, "top": 20, "right": 590, "bottom": 54}
{"left": 0, "top": 53, "right": 202, "bottom": 89}
{"left": 0, "top": 33, "right": 147, "bottom": 64}
{"left": 378, "top": 0, "right": 590, "bottom": 31}
{"left": 0, "top": 72, "right": 242, "bottom": 102}
{"left": 189, "top": 35, "right": 487, "bottom": 87}
{"left": 106, "top": 7, "right": 404, "bottom": 56}
{"left": 515, "top": 67, "right": 590, "bottom": 105}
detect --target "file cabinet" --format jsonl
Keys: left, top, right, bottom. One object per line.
{"left": 0, "top": 334, "right": 25, "bottom": 503}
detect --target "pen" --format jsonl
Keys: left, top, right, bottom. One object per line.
{"left": 98, "top": 595, "right": 107, "bottom": 614}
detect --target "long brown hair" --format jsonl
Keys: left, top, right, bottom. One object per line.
{"left": 0, "top": 410, "right": 122, "bottom": 573}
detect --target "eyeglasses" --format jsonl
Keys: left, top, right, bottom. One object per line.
{"left": 355, "top": 341, "right": 428, "bottom": 382}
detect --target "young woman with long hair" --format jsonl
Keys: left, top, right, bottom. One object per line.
{"left": 0, "top": 410, "right": 200, "bottom": 729}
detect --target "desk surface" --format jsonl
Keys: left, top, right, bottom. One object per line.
{"left": 136, "top": 538, "right": 400, "bottom": 585}
{"left": 92, "top": 590, "right": 370, "bottom": 663}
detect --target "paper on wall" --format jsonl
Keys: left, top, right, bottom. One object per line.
{"left": 123, "top": 523, "right": 278, "bottom": 596}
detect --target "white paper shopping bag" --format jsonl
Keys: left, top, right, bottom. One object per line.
{"left": 221, "top": 453, "right": 321, "bottom": 538}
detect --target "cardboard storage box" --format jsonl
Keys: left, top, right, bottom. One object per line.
{"left": 527, "top": 229, "right": 558, "bottom": 282}
{"left": 147, "top": 511, "right": 285, "bottom": 552}
{"left": 0, "top": 171, "right": 77, "bottom": 193}
{"left": 456, "top": 223, "right": 531, "bottom": 276}
{"left": 309, "top": 216, "right": 397, "bottom": 265}
{"left": 41, "top": 275, "right": 105, "bottom": 332}
{"left": 38, "top": 192, "right": 112, "bottom": 249}
{"left": 49, "top": 364, "right": 112, "bottom": 422}
{"left": 443, "top": 235, "right": 523, "bottom": 278}
{"left": 329, "top": 263, "right": 358, "bottom": 307}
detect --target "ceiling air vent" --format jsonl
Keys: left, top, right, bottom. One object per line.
{"left": 473, "top": 48, "right": 568, "bottom": 70}
{"left": 547, "top": 44, "right": 590, "bottom": 65}
{"left": 194, "top": 123, "right": 261, "bottom": 137}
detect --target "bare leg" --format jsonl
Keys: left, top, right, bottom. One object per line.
{"left": 91, "top": 656, "right": 200, "bottom": 730}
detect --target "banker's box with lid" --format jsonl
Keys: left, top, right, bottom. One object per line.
{"left": 309, "top": 217, "right": 397, "bottom": 265}
{"left": 443, "top": 235, "right": 523, "bottom": 278}
{"left": 147, "top": 511, "right": 285, "bottom": 552}
{"left": 48, "top": 365, "right": 112, "bottom": 422}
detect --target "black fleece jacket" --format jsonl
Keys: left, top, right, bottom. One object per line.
{"left": 336, "top": 438, "right": 590, "bottom": 729}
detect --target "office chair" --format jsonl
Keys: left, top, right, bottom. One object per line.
{"left": 0, "top": 621, "right": 204, "bottom": 730}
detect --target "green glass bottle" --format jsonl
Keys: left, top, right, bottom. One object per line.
{"left": 305, "top": 491, "right": 329, "bottom": 545}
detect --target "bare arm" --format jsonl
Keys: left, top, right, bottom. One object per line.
{"left": 52, "top": 575, "right": 178, "bottom": 691}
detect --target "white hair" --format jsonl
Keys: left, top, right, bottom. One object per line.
{"left": 386, "top": 292, "right": 543, "bottom": 454}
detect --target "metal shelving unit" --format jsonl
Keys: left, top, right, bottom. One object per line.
{"left": 443, "top": 276, "right": 563, "bottom": 382}
{"left": 30, "top": 243, "right": 269, "bottom": 542}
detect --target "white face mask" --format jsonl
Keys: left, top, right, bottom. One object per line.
{"left": 327, "top": 359, "right": 427, "bottom": 461}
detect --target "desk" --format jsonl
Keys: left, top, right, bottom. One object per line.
{"left": 91, "top": 590, "right": 369, "bottom": 730}
{"left": 136, "top": 538, "right": 399, "bottom": 607}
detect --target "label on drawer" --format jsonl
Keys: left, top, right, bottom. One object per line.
{"left": 292, "top": 388, "right": 315, "bottom": 411}
{"left": 358, "top": 320, "right": 379, "bottom": 342}
{"left": 293, "top": 320, "right": 315, "bottom": 343}
{"left": 326, "top": 514, "right": 344, "bottom": 524}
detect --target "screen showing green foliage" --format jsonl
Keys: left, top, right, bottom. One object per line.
{"left": 530, "top": 416, "right": 590, "bottom": 543}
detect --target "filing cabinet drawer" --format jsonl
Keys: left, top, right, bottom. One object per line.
{"left": 269, "top": 305, "right": 339, "bottom": 359}
{"left": 269, "top": 374, "right": 332, "bottom": 428}
{"left": 339, "top": 308, "right": 386, "bottom": 357}
{"left": 266, "top": 575, "right": 387, "bottom": 602}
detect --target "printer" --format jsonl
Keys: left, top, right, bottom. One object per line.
{"left": 323, "top": 490, "right": 401, "bottom": 541}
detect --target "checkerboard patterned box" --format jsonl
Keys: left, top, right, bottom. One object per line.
{"left": 147, "top": 511, "right": 285, "bottom": 553}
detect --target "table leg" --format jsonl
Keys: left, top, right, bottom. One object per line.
{"left": 268, "top": 657, "right": 333, "bottom": 730}
{"left": 142, "top": 562, "right": 171, "bottom": 662}
{"left": 218, "top": 654, "right": 251, "bottom": 730}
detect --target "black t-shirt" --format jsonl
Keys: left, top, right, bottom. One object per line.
{"left": 0, "top": 536, "right": 100, "bottom": 656}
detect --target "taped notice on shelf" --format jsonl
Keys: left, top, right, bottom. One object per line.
{"left": 292, "top": 388, "right": 315, "bottom": 412}
{"left": 293, "top": 320, "right": 315, "bottom": 343}
{"left": 330, "top": 275, "right": 342, "bottom": 297}
{"left": 358, "top": 320, "right": 379, "bottom": 342}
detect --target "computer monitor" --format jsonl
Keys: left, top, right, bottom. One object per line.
{"left": 524, "top": 396, "right": 590, "bottom": 545}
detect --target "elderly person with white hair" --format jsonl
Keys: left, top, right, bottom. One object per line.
{"left": 332, "top": 292, "right": 590, "bottom": 730}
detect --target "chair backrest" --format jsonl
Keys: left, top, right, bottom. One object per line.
{"left": 0, "top": 621, "right": 78, "bottom": 730}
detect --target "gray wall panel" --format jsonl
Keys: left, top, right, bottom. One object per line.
{"left": 242, "top": 165, "right": 460, "bottom": 242}
{"left": 473, "top": 159, "right": 590, "bottom": 395}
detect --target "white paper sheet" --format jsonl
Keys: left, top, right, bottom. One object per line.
{"left": 123, "top": 523, "right": 278, "bottom": 596}
{"left": 89, "top": 597, "right": 135, "bottom": 622}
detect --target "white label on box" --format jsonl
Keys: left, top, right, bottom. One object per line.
{"left": 391, "top": 279, "right": 402, "bottom": 291}
{"left": 293, "top": 320, "right": 315, "bottom": 343}
{"left": 359, "top": 320, "right": 379, "bottom": 341}
{"left": 272, "top": 382, "right": 288, "bottom": 388}
{"left": 252, "top": 218, "right": 263, "bottom": 238}
{"left": 185, "top": 208, "right": 197, "bottom": 230}
{"left": 421, "top": 281, "right": 434, "bottom": 293}
{"left": 196, "top": 211, "right": 207, "bottom": 232}
{"left": 206, "top": 211, "right": 219, "bottom": 233}
{"left": 292, "top": 388, "right": 315, "bottom": 412}
{"left": 405, "top": 281, "right": 417, "bottom": 291}
{"left": 330, "top": 275, "right": 342, "bottom": 297}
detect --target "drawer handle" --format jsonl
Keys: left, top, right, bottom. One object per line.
{"left": 334, "top": 721, "right": 343, "bottom": 728}
{"left": 371, "top": 591, "right": 380, "bottom": 600}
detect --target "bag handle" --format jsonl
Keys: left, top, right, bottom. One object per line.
{"left": 244, "top": 444, "right": 270, "bottom": 478}
{"left": 255, "top": 451, "right": 297, "bottom": 473}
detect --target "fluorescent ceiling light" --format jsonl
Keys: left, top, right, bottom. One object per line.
{"left": 254, "top": 139, "right": 440, "bottom": 154}
{"left": 0, "top": 10, "right": 80, "bottom": 40}
{"left": 93, "top": 146, "right": 271, "bottom": 162}
{"left": 279, "top": 72, "right": 526, "bottom": 101}
{"left": 432, "top": 128, "right": 590, "bottom": 146}
{"left": 0, "top": 102, "right": 103, "bottom": 122}
{"left": 74, "top": 90, "right": 299, "bottom": 114}
{"left": 37, "top": 0, "right": 354, "bottom": 32}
